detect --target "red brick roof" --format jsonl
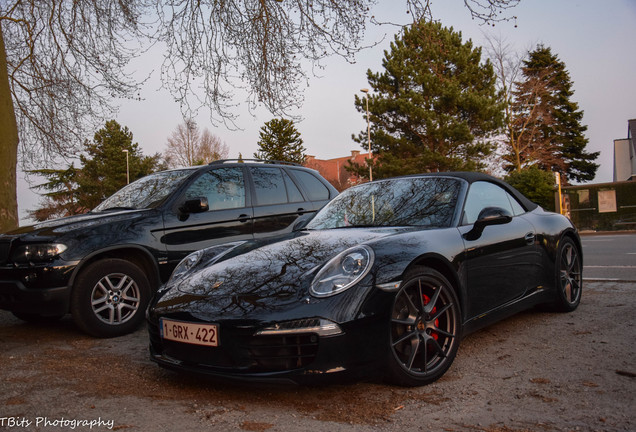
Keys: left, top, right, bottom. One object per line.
{"left": 304, "top": 151, "right": 371, "bottom": 191}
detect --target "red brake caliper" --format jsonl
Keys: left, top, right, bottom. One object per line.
{"left": 422, "top": 294, "right": 439, "bottom": 341}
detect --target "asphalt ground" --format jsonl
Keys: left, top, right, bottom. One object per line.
{"left": 1, "top": 280, "right": 634, "bottom": 432}
{"left": 580, "top": 232, "right": 636, "bottom": 282}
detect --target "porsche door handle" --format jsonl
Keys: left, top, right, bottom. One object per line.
{"left": 238, "top": 214, "right": 250, "bottom": 223}
{"left": 296, "top": 208, "right": 306, "bottom": 214}
{"left": 524, "top": 232, "right": 535, "bottom": 244}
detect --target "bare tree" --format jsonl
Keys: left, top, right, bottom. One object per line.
{"left": 157, "top": 0, "right": 520, "bottom": 123}
{"left": 484, "top": 36, "right": 597, "bottom": 180}
{"left": 461, "top": 0, "right": 521, "bottom": 24}
{"left": 1, "top": 0, "right": 522, "bottom": 232}
{"left": 164, "top": 120, "right": 229, "bottom": 168}
{"left": 199, "top": 129, "right": 231, "bottom": 163}
{"left": 164, "top": 120, "right": 200, "bottom": 168}
{"left": 510, "top": 46, "right": 597, "bottom": 182}
{"left": 508, "top": 68, "right": 561, "bottom": 172}
{"left": 1, "top": 1, "right": 146, "bottom": 232}
{"left": 483, "top": 34, "right": 562, "bottom": 174}
{"left": 483, "top": 33, "right": 526, "bottom": 173}
{"left": 0, "top": 0, "right": 151, "bottom": 234}
{"left": 2, "top": 2, "right": 146, "bottom": 164}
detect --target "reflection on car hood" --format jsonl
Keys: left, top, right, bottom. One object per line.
{"left": 175, "top": 227, "right": 414, "bottom": 299}
{"left": 4, "top": 209, "right": 147, "bottom": 236}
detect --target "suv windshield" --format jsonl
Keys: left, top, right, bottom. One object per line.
{"left": 307, "top": 177, "right": 461, "bottom": 229}
{"left": 93, "top": 169, "right": 195, "bottom": 212}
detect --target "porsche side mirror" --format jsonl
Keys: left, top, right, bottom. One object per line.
{"left": 464, "top": 207, "right": 512, "bottom": 241}
{"left": 293, "top": 214, "right": 313, "bottom": 231}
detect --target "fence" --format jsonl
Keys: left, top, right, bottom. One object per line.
{"left": 560, "top": 180, "right": 636, "bottom": 231}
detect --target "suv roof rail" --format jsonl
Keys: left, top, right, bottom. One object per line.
{"left": 208, "top": 159, "right": 303, "bottom": 167}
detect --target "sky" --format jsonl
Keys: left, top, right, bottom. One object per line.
{"left": 16, "top": 0, "right": 636, "bottom": 224}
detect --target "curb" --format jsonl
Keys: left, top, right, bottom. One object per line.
{"left": 584, "top": 278, "right": 636, "bottom": 283}
{"left": 579, "top": 231, "right": 636, "bottom": 236}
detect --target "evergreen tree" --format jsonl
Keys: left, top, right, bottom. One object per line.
{"left": 254, "top": 119, "right": 306, "bottom": 164}
{"left": 29, "top": 121, "right": 164, "bottom": 219}
{"left": 27, "top": 165, "right": 80, "bottom": 221}
{"left": 78, "top": 121, "right": 160, "bottom": 209}
{"left": 351, "top": 20, "right": 504, "bottom": 179}
{"left": 505, "top": 166, "right": 555, "bottom": 211}
{"left": 508, "top": 46, "right": 598, "bottom": 182}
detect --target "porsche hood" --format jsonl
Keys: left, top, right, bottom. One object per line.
{"left": 174, "top": 228, "right": 409, "bottom": 298}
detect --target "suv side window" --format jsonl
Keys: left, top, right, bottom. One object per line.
{"left": 184, "top": 167, "right": 246, "bottom": 210}
{"left": 463, "top": 181, "right": 518, "bottom": 225}
{"left": 289, "top": 169, "right": 330, "bottom": 201}
{"left": 250, "top": 167, "right": 290, "bottom": 206}
{"left": 283, "top": 170, "right": 304, "bottom": 203}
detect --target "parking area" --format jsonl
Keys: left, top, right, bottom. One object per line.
{"left": 1, "top": 281, "right": 634, "bottom": 432}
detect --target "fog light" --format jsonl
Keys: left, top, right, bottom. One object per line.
{"left": 256, "top": 318, "right": 343, "bottom": 337}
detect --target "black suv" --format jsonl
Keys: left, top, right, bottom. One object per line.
{"left": 0, "top": 160, "right": 338, "bottom": 337}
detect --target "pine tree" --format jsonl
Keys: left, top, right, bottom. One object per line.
{"left": 27, "top": 165, "right": 81, "bottom": 221}
{"left": 351, "top": 20, "right": 504, "bottom": 179}
{"left": 254, "top": 119, "right": 306, "bottom": 164}
{"left": 508, "top": 46, "right": 598, "bottom": 182}
{"left": 29, "top": 121, "right": 165, "bottom": 219}
{"left": 77, "top": 120, "right": 164, "bottom": 209}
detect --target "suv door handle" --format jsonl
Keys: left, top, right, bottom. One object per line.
{"left": 524, "top": 232, "right": 535, "bottom": 244}
{"left": 297, "top": 208, "right": 305, "bottom": 214}
{"left": 238, "top": 214, "right": 250, "bottom": 223}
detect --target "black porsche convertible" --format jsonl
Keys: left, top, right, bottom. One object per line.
{"left": 147, "top": 172, "right": 582, "bottom": 386}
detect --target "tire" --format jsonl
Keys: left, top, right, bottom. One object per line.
{"left": 552, "top": 237, "right": 582, "bottom": 312}
{"left": 386, "top": 268, "right": 462, "bottom": 387}
{"left": 71, "top": 259, "right": 150, "bottom": 338}
{"left": 12, "top": 312, "right": 64, "bottom": 323}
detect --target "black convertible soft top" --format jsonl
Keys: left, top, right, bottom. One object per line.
{"left": 397, "top": 171, "right": 540, "bottom": 212}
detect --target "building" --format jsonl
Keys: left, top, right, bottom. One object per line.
{"left": 613, "top": 119, "right": 636, "bottom": 181}
{"left": 305, "top": 150, "right": 371, "bottom": 191}
{"left": 559, "top": 119, "right": 636, "bottom": 230}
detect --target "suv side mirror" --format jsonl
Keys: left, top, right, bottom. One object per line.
{"left": 463, "top": 207, "right": 512, "bottom": 241}
{"left": 179, "top": 197, "right": 209, "bottom": 215}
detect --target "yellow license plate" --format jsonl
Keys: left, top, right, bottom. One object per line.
{"left": 160, "top": 318, "right": 219, "bottom": 347}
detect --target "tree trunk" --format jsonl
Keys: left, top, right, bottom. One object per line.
{"left": 0, "top": 22, "right": 19, "bottom": 233}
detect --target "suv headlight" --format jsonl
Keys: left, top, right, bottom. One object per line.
{"left": 11, "top": 243, "right": 68, "bottom": 263}
{"left": 310, "top": 245, "right": 374, "bottom": 297}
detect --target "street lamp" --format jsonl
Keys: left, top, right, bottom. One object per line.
{"left": 122, "top": 149, "right": 129, "bottom": 184}
{"left": 360, "top": 88, "right": 372, "bottom": 182}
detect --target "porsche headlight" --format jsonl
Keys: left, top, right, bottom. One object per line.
{"left": 168, "top": 241, "right": 247, "bottom": 285}
{"left": 11, "top": 243, "right": 67, "bottom": 263}
{"left": 310, "top": 245, "right": 374, "bottom": 297}
{"left": 169, "top": 249, "right": 203, "bottom": 282}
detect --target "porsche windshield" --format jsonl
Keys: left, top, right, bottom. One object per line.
{"left": 308, "top": 177, "right": 461, "bottom": 229}
{"left": 93, "top": 169, "right": 195, "bottom": 211}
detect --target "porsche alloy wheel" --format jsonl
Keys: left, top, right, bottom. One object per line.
{"left": 387, "top": 268, "right": 461, "bottom": 386}
{"left": 554, "top": 237, "right": 582, "bottom": 312}
{"left": 71, "top": 259, "right": 150, "bottom": 338}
